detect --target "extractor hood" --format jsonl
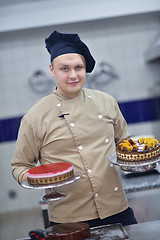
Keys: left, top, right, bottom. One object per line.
{"left": 144, "top": 33, "right": 160, "bottom": 62}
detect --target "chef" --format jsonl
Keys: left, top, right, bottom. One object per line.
{"left": 12, "top": 30, "right": 137, "bottom": 227}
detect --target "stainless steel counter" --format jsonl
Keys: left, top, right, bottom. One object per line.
{"left": 125, "top": 220, "right": 160, "bottom": 240}
{"left": 91, "top": 221, "right": 160, "bottom": 240}
{"left": 17, "top": 220, "right": 160, "bottom": 240}
{"left": 121, "top": 164, "right": 160, "bottom": 223}
{"left": 121, "top": 164, "right": 160, "bottom": 193}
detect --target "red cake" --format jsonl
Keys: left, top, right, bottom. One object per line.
{"left": 27, "top": 162, "right": 74, "bottom": 185}
{"left": 45, "top": 223, "right": 90, "bottom": 240}
{"left": 117, "top": 137, "right": 160, "bottom": 164}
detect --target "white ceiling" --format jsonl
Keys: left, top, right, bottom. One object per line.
{"left": 1, "top": 0, "right": 160, "bottom": 33}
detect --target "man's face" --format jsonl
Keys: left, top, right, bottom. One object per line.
{"left": 50, "top": 53, "right": 86, "bottom": 98}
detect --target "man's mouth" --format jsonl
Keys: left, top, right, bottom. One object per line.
{"left": 68, "top": 80, "right": 79, "bottom": 84}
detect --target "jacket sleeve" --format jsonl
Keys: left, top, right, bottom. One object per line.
{"left": 113, "top": 99, "right": 130, "bottom": 145}
{"left": 11, "top": 117, "right": 41, "bottom": 184}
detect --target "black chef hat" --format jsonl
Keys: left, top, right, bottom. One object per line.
{"left": 45, "top": 30, "right": 95, "bottom": 73}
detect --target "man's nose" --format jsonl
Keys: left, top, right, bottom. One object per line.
{"left": 69, "top": 69, "right": 77, "bottom": 78}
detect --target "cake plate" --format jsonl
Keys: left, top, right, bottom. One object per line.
{"left": 109, "top": 152, "right": 160, "bottom": 172}
{"left": 21, "top": 172, "right": 82, "bottom": 201}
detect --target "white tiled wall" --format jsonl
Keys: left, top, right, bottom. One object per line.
{"left": 0, "top": 143, "right": 42, "bottom": 213}
{"left": 0, "top": 13, "right": 160, "bottom": 213}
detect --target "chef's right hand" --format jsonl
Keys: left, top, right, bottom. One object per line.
{"left": 21, "top": 173, "right": 27, "bottom": 182}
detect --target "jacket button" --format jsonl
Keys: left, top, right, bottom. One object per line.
{"left": 88, "top": 95, "right": 92, "bottom": 99}
{"left": 105, "top": 138, "right": 109, "bottom": 143}
{"left": 71, "top": 123, "right": 75, "bottom": 127}
{"left": 57, "top": 103, "right": 61, "bottom": 107}
{"left": 114, "top": 187, "right": 119, "bottom": 192}
{"left": 87, "top": 169, "right": 92, "bottom": 173}
{"left": 78, "top": 146, "right": 83, "bottom": 150}
{"left": 95, "top": 193, "right": 99, "bottom": 198}
{"left": 98, "top": 114, "right": 102, "bottom": 119}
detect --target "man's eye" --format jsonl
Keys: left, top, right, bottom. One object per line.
{"left": 62, "top": 67, "right": 68, "bottom": 71}
{"left": 76, "top": 66, "right": 82, "bottom": 69}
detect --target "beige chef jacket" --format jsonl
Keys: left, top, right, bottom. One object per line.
{"left": 12, "top": 88, "right": 129, "bottom": 223}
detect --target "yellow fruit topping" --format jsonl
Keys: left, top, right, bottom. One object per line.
{"left": 119, "top": 142, "right": 130, "bottom": 147}
{"left": 147, "top": 139, "right": 159, "bottom": 148}
{"left": 144, "top": 137, "right": 153, "bottom": 144}
{"left": 148, "top": 141, "right": 155, "bottom": 148}
{"left": 138, "top": 137, "right": 145, "bottom": 144}
{"left": 118, "top": 137, "right": 159, "bottom": 153}
{"left": 120, "top": 143, "right": 130, "bottom": 147}
{"left": 153, "top": 139, "right": 159, "bottom": 145}
{"left": 122, "top": 140, "right": 131, "bottom": 145}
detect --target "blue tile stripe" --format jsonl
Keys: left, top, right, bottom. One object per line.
{"left": 0, "top": 97, "right": 160, "bottom": 143}
{"left": 119, "top": 97, "right": 160, "bottom": 124}
{"left": 119, "top": 96, "right": 160, "bottom": 124}
{"left": 0, "top": 116, "right": 22, "bottom": 143}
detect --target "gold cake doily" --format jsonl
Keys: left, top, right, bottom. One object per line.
{"left": 27, "top": 170, "right": 74, "bottom": 185}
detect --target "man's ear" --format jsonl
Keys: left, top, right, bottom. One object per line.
{"left": 49, "top": 64, "right": 55, "bottom": 77}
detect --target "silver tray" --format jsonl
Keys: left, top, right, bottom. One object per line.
{"left": 90, "top": 223, "right": 129, "bottom": 240}
{"left": 21, "top": 172, "right": 82, "bottom": 201}
{"left": 109, "top": 152, "right": 160, "bottom": 172}
{"left": 16, "top": 234, "right": 99, "bottom": 240}
{"left": 17, "top": 224, "right": 126, "bottom": 240}
{"left": 21, "top": 172, "right": 82, "bottom": 189}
